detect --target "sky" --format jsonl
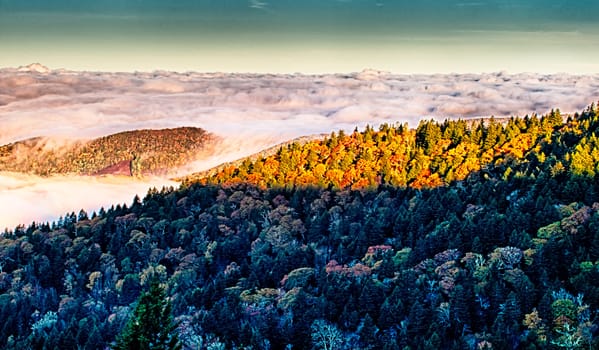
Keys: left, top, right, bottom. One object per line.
{"left": 1, "top": 1, "right": 599, "bottom": 73}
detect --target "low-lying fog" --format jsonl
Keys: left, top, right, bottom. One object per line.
{"left": 1, "top": 66, "right": 598, "bottom": 229}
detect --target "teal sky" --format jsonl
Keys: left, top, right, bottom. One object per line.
{"left": 1, "top": 1, "right": 599, "bottom": 73}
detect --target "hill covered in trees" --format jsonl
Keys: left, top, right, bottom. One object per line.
{"left": 0, "top": 127, "right": 214, "bottom": 177}
{"left": 184, "top": 109, "right": 571, "bottom": 190}
{"left": 1, "top": 104, "right": 599, "bottom": 349}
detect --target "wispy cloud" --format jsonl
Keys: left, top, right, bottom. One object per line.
{"left": 455, "top": 2, "right": 486, "bottom": 7}
{"left": 249, "top": 0, "right": 268, "bottom": 10}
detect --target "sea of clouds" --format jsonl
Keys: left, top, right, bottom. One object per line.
{"left": 1, "top": 67, "right": 598, "bottom": 229}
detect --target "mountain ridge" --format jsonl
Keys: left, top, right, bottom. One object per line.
{"left": 0, "top": 127, "right": 215, "bottom": 177}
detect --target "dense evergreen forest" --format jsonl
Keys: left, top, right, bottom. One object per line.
{"left": 0, "top": 127, "right": 213, "bottom": 176}
{"left": 2, "top": 104, "right": 599, "bottom": 349}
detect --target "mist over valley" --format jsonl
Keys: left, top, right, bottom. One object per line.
{"left": 1, "top": 66, "right": 599, "bottom": 228}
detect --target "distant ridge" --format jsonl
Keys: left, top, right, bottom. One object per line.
{"left": 0, "top": 127, "right": 215, "bottom": 177}
{"left": 16, "top": 63, "right": 50, "bottom": 74}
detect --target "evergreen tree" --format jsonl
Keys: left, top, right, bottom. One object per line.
{"left": 113, "top": 281, "right": 181, "bottom": 350}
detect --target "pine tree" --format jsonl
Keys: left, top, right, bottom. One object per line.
{"left": 113, "top": 280, "right": 181, "bottom": 350}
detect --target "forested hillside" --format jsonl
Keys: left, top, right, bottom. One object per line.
{"left": 1, "top": 104, "right": 599, "bottom": 349}
{"left": 184, "top": 109, "right": 570, "bottom": 190}
{"left": 0, "top": 127, "right": 213, "bottom": 176}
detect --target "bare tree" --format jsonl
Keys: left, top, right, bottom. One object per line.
{"left": 311, "top": 319, "right": 343, "bottom": 350}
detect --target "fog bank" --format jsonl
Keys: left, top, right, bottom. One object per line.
{"left": 0, "top": 173, "right": 177, "bottom": 230}
{"left": 2, "top": 69, "right": 598, "bottom": 146}
{"left": 1, "top": 68, "right": 598, "bottom": 228}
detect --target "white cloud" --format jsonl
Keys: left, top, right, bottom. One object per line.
{"left": 1, "top": 68, "right": 598, "bottom": 228}
{"left": 249, "top": 0, "right": 268, "bottom": 10}
{"left": 2, "top": 69, "right": 597, "bottom": 146}
{"left": 0, "top": 173, "right": 178, "bottom": 230}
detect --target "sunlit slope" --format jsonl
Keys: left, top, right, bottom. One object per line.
{"left": 184, "top": 106, "right": 599, "bottom": 189}
{"left": 0, "top": 127, "right": 214, "bottom": 176}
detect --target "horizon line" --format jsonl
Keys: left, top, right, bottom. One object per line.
{"left": 3, "top": 63, "right": 598, "bottom": 77}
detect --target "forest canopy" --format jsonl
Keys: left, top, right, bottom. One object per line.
{"left": 1, "top": 104, "right": 599, "bottom": 349}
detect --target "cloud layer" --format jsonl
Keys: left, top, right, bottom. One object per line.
{"left": 0, "top": 173, "right": 178, "bottom": 229}
{"left": 1, "top": 68, "right": 598, "bottom": 228}
{"left": 2, "top": 69, "right": 598, "bottom": 146}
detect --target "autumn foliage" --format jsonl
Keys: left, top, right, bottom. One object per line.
{"left": 185, "top": 108, "right": 576, "bottom": 190}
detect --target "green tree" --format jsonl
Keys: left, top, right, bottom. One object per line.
{"left": 416, "top": 120, "right": 442, "bottom": 155}
{"left": 113, "top": 281, "right": 181, "bottom": 350}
